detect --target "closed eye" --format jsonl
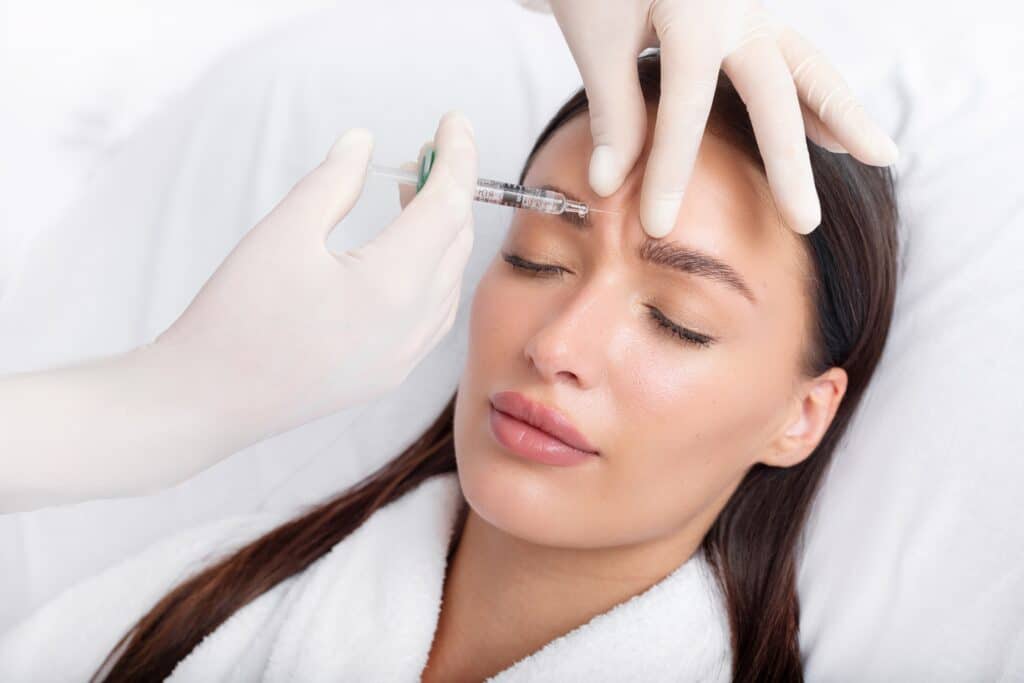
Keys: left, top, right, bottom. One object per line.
{"left": 502, "top": 252, "right": 567, "bottom": 278}
{"left": 500, "top": 252, "right": 715, "bottom": 348}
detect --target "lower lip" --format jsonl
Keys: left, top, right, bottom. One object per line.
{"left": 488, "top": 404, "right": 599, "bottom": 467}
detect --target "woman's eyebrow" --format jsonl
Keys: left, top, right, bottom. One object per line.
{"left": 639, "top": 239, "right": 757, "bottom": 305}
{"left": 531, "top": 183, "right": 755, "bottom": 305}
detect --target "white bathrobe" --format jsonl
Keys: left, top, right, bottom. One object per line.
{"left": 0, "top": 473, "right": 733, "bottom": 681}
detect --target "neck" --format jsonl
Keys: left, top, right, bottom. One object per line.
{"left": 426, "top": 501, "right": 703, "bottom": 681}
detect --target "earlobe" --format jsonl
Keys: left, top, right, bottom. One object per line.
{"left": 762, "top": 368, "right": 848, "bottom": 468}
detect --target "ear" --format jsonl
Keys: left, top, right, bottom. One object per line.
{"left": 760, "top": 367, "right": 848, "bottom": 468}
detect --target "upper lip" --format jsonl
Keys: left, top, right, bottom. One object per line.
{"left": 490, "top": 391, "right": 599, "bottom": 454}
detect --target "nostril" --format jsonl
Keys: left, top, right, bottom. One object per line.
{"left": 556, "top": 370, "right": 581, "bottom": 385}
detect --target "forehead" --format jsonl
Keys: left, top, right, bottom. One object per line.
{"left": 521, "top": 111, "right": 811, "bottom": 313}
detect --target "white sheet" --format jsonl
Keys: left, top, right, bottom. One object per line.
{"left": 1, "top": 0, "right": 1021, "bottom": 679}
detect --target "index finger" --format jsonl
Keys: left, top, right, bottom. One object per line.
{"left": 639, "top": 36, "right": 721, "bottom": 238}
{"left": 369, "top": 111, "right": 478, "bottom": 265}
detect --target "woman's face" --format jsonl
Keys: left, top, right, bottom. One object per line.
{"left": 453, "top": 110, "right": 846, "bottom": 551}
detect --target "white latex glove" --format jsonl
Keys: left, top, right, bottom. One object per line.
{"left": 155, "top": 110, "right": 477, "bottom": 425}
{"left": 0, "top": 111, "right": 477, "bottom": 513}
{"left": 544, "top": 0, "right": 900, "bottom": 236}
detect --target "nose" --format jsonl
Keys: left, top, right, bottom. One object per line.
{"left": 522, "top": 281, "right": 618, "bottom": 390}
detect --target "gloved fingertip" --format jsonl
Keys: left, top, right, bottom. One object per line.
{"left": 430, "top": 111, "right": 478, "bottom": 203}
{"left": 589, "top": 145, "right": 623, "bottom": 197}
{"left": 440, "top": 109, "right": 475, "bottom": 139}
{"left": 848, "top": 105, "right": 899, "bottom": 166}
{"left": 787, "top": 197, "right": 822, "bottom": 235}
{"left": 434, "top": 110, "right": 476, "bottom": 153}
{"left": 641, "top": 198, "right": 680, "bottom": 238}
{"left": 328, "top": 127, "right": 374, "bottom": 161}
{"left": 875, "top": 135, "right": 899, "bottom": 166}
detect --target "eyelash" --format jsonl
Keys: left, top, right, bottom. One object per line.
{"left": 501, "top": 252, "right": 715, "bottom": 348}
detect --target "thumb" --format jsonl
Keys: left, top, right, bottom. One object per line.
{"left": 265, "top": 127, "right": 374, "bottom": 243}
{"left": 363, "top": 110, "right": 477, "bottom": 266}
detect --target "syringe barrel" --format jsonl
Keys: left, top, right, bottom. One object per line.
{"left": 474, "top": 178, "right": 565, "bottom": 214}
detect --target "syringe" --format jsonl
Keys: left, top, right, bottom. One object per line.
{"left": 369, "top": 147, "right": 590, "bottom": 220}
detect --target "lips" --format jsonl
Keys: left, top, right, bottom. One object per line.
{"left": 489, "top": 391, "right": 598, "bottom": 455}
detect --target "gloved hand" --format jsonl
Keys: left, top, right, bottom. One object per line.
{"left": 545, "top": 0, "right": 899, "bottom": 236}
{"left": 0, "top": 111, "right": 476, "bottom": 512}
{"left": 155, "top": 109, "right": 477, "bottom": 431}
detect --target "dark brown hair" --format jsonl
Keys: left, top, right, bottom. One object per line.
{"left": 93, "top": 52, "right": 899, "bottom": 682}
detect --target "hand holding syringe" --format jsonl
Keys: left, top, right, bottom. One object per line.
{"left": 0, "top": 113, "right": 488, "bottom": 513}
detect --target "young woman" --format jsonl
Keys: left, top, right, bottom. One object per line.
{"left": 0, "top": 52, "right": 899, "bottom": 682}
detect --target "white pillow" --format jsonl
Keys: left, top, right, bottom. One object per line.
{"left": 764, "top": 1, "right": 1024, "bottom": 679}
{"left": 0, "top": 0, "right": 337, "bottom": 295}
{"left": 1, "top": 0, "right": 1021, "bottom": 679}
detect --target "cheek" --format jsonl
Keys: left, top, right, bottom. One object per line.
{"left": 464, "top": 264, "right": 516, "bottom": 369}
{"left": 612, "top": 300, "right": 796, "bottom": 453}
{"left": 599, "top": 341, "right": 789, "bottom": 538}
{"left": 615, "top": 344, "right": 787, "bottom": 464}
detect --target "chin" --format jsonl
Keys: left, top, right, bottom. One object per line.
{"left": 452, "top": 429, "right": 613, "bottom": 550}
{"left": 456, "top": 463, "right": 586, "bottom": 548}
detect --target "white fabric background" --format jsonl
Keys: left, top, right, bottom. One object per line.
{"left": 0, "top": 0, "right": 1021, "bottom": 679}
{"left": 0, "top": 0, "right": 335, "bottom": 289}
